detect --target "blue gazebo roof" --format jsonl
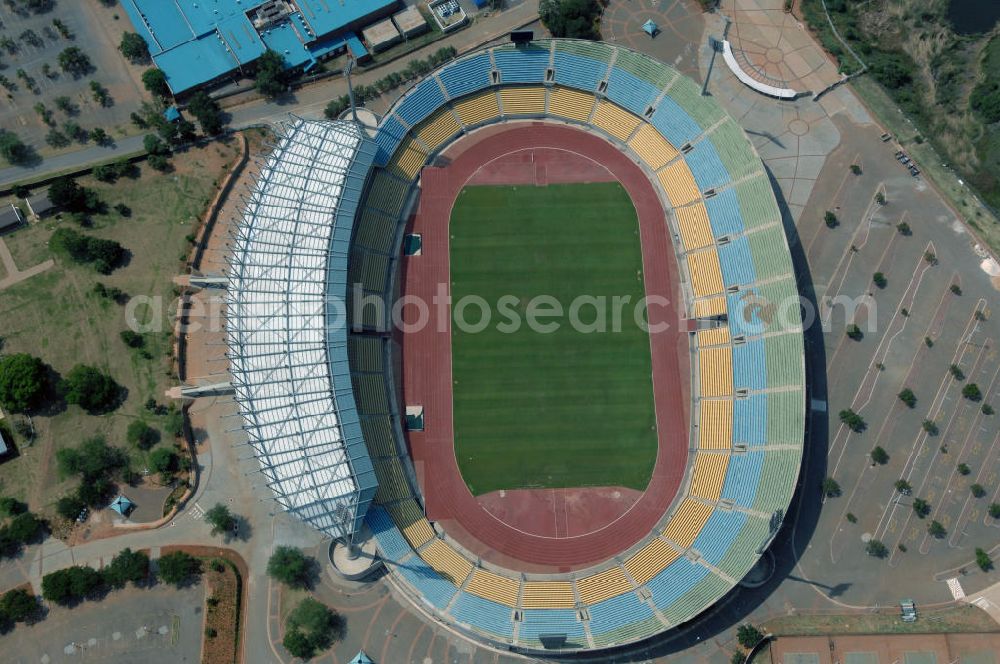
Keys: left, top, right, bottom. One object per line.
{"left": 643, "top": 19, "right": 659, "bottom": 36}
{"left": 349, "top": 652, "right": 373, "bottom": 664}
{"left": 108, "top": 494, "right": 134, "bottom": 516}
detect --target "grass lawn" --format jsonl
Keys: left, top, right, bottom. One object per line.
{"left": 449, "top": 183, "right": 658, "bottom": 495}
{"left": 0, "top": 136, "right": 245, "bottom": 519}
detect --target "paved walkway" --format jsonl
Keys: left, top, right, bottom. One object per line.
{"left": 0, "top": 236, "right": 53, "bottom": 290}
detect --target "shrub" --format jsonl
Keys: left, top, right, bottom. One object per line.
{"left": 951, "top": 284, "right": 962, "bottom": 295}
{"left": 875, "top": 191, "right": 886, "bottom": 205}
{"left": 950, "top": 364, "right": 965, "bottom": 380}
{"left": 873, "top": 272, "right": 887, "bottom": 289}
{"left": 976, "top": 547, "right": 993, "bottom": 572}
{"left": 927, "top": 520, "right": 946, "bottom": 538}
{"left": 824, "top": 210, "right": 839, "bottom": 228}
{"left": 119, "top": 330, "right": 144, "bottom": 348}
{"left": 958, "top": 463, "right": 971, "bottom": 476}
{"left": 846, "top": 512, "right": 857, "bottom": 523}
{"left": 60, "top": 365, "right": 120, "bottom": 412}
{"left": 983, "top": 404, "right": 995, "bottom": 416}
{"left": 897, "top": 221, "right": 911, "bottom": 235}
{"left": 839, "top": 408, "right": 866, "bottom": 432}
{"left": 822, "top": 476, "right": 841, "bottom": 497}
{"left": 962, "top": 384, "right": 982, "bottom": 401}
{"left": 913, "top": 498, "right": 930, "bottom": 518}
{"left": 894, "top": 479, "right": 912, "bottom": 494}
{"left": 846, "top": 324, "right": 863, "bottom": 340}
{"left": 324, "top": 95, "right": 351, "bottom": 120}
{"left": 865, "top": 539, "right": 888, "bottom": 558}
{"left": 157, "top": 551, "right": 201, "bottom": 586}
{"left": 0, "top": 353, "right": 46, "bottom": 413}
{"left": 989, "top": 503, "right": 1000, "bottom": 519}
{"left": 850, "top": 163, "right": 861, "bottom": 175}
{"left": 971, "top": 484, "right": 986, "bottom": 498}
{"left": 870, "top": 446, "right": 889, "bottom": 465}
{"left": 898, "top": 388, "right": 916, "bottom": 408}
{"left": 922, "top": 419, "right": 939, "bottom": 435}
{"left": 126, "top": 420, "right": 158, "bottom": 450}
{"left": 267, "top": 546, "right": 313, "bottom": 588}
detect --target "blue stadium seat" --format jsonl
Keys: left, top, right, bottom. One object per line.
{"left": 374, "top": 116, "right": 408, "bottom": 166}
{"left": 519, "top": 609, "right": 586, "bottom": 641}
{"left": 553, "top": 52, "right": 606, "bottom": 92}
{"left": 588, "top": 592, "right": 654, "bottom": 635}
{"left": 450, "top": 592, "right": 514, "bottom": 638}
{"left": 718, "top": 236, "right": 756, "bottom": 288}
{"left": 396, "top": 557, "right": 458, "bottom": 610}
{"left": 650, "top": 96, "right": 702, "bottom": 148}
{"left": 725, "top": 288, "right": 768, "bottom": 338}
{"left": 705, "top": 188, "right": 745, "bottom": 237}
{"left": 720, "top": 451, "right": 765, "bottom": 508}
{"left": 494, "top": 47, "right": 550, "bottom": 84}
{"left": 734, "top": 394, "right": 767, "bottom": 446}
{"left": 395, "top": 79, "right": 446, "bottom": 127}
{"left": 366, "top": 506, "right": 412, "bottom": 562}
{"left": 647, "top": 557, "right": 709, "bottom": 609}
{"left": 733, "top": 339, "right": 766, "bottom": 391}
{"left": 691, "top": 510, "right": 747, "bottom": 565}
{"left": 605, "top": 67, "right": 658, "bottom": 116}
{"left": 685, "top": 140, "right": 731, "bottom": 191}
{"left": 438, "top": 53, "right": 494, "bottom": 98}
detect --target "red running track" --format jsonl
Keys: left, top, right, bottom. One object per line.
{"left": 399, "top": 123, "right": 690, "bottom": 573}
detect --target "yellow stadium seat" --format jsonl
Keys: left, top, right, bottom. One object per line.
{"left": 499, "top": 87, "right": 546, "bottom": 115}
{"left": 689, "top": 452, "right": 730, "bottom": 501}
{"left": 415, "top": 111, "right": 462, "bottom": 153}
{"left": 577, "top": 566, "right": 632, "bottom": 604}
{"left": 674, "top": 203, "right": 714, "bottom": 252}
{"left": 420, "top": 539, "right": 473, "bottom": 586}
{"left": 466, "top": 568, "right": 520, "bottom": 606}
{"left": 591, "top": 101, "right": 641, "bottom": 141}
{"left": 548, "top": 87, "right": 596, "bottom": 123}
{"left": 624, "top": 538, "right": 680, "bottom": 586}
{"left": 521, "top": 581, "right": 576, "bottom": 609}
{"left": 658, "top": 161, "right": 700, "bottom": 207}
{"left": 386, "top": 499, "right": 435, "bottom": 549}
{"left": 453, "top": 91, "right": 501, "bottom": 126}
{"left": 693, "top": 295, "right": 727, "bottom": 319}
{"left": 698, "top": 399, "right": 733, "bottom": 450}
{"left": 699, "top": 345, "right": 733, "bottom": 397}
{"left": 662, "top": 499, "right": 713, "bottom": 548}
{"left": 628, "top": 124, "right": 679, "bottom": 171}
{"left": 697, "top": 326, "right": 731, "bottom": 347}
{"left": 686, "top": 249, "right": 724, "bottom": 298}
{"left": 388, "top": 138, "right": 428, "bottom": 181}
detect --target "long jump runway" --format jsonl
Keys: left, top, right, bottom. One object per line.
{"left": 399, "top": 123, "right": 690, "bottom": 573}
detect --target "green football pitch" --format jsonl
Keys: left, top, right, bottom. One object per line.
{"left": 449, "top": 182, "right": 658, "bottom": 495}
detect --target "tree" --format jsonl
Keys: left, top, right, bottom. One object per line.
{"left": 894, "top": 479, "right": 912, "bottom": 494}
{"left": 149, "top": 447, "right": 178, "bottom": 476}
{"left": 55, "top": 493, "right": 86, "bottom": 521}
{"left": 205, "top": 503, "right": 236, "bottom": 537}
{"left": 850, "top": 163, "right": 862, "bottom": 175}
{"left": 186, "top": 91, "right": 225, "bottom": 136}
{"left": 0, "top": 587, "right": 41, "bottom": 623}
{"left": 839, "top": 408, "right": 866, "bottom": 432}
{"left": 731, "top": 652, "right": 748, "bottom": 664}
{"left": 898, "top": 388, "right": 916, "bottom": 408}
{"left": 0, "top": 353, "right": 46, "bottom": 412}
{"left": 267, "top": 546, "right": 314, "bottom": 588}
{"left": 118, "top": 32, "right": 149, "bottom": 62}
{"left": 976, "top": 547, "right": 993, "bottom": 572}
{"left": 55, "top": 436, "right": 127, "bottom": 483}
{"left": 47, "top": 176, "right": 88, "bottom": 211}
{"left": 286, "top": 597, "right": 342, "bottom": 657}
{"left": 57, "top": 47, "right": 92, "bottom": 77}
{"left": 6, "top": 512, "right": 42, "bottom": 544}
{"left": 60, "top": 365, "right": 120, "bottom": 413}
{"left": 821, "top": 476, "right": 841, "bottom": 498}
{"left": 846, "top": 324, "right": 863, "bottom": 340}
{"left": 870, "top": 446, "right": 889, "bottom": 465}
{"left": 927, "top": 520, "right": 946, "bottom": 538}
{"left": 0, "top": 129, "right": 31, "bottom": 165}
{"left": 89, "top": 127, "right": 110, "bottom": 145}
{"left": 158, "top": 551, "right": 201, "bottom": 586}
{"left": 103, "top": 548, "right": 150, "bottom": 588}
{"left": 539, "top": 0, "right": 603, "bottom": 40}
{"left": 126, "top": 420, "right": 158, "bottom": 450}
{"left": 958, "top": 463, "right": 971, "bottom": 476}
{"left": 897, "top": 221, "right": 912, "bottom": 235}
{"left": 912, "top": 498, "right": 930, "bottom": 518}
{"left": 142, "top": 68, "right": 170, "bottom": 98}
{"left": 324, "top": 95, "right": 351, "bottom": 120}
{"left": 254, "top": 50, "right": 288, "bottom": 99}
{"left": 0, "top": 497, "right": 26, "bottom": 517}
{"left": 143, "top": 133, "right": 169, "bottom": 156}
{"left": 49, "top": 228, "right": 125, "bottom": 273}
{"left": 866, "top": 539, "right": 888, "bottom": 558}
{"left": 873, "top": 272, "right": 887, "bottom": 289}
{"left": 736, "top": 623, "right": 764, "bottom": 649}
{"left": 41, "top": 566, "right": 103, "bottom": 604}
{"left": 991, "top": 503, "right": 1000, "bottom": 519}
{"left": 283, "top": 629, "right": 315, "bottom": 659}
{"left": 148, "top": 153, "right": 171, "bottom": 172}
{"left": 824, "top": 210, "right": 839, "bottom": 228}
{"left": 922, "top": 419, "right": 939, "bottom": 435}
{"left": 971, "top": 483, "right": 986, "bottom": 498}
{"left": 962, "top": 383, "right": 982, "bottom": 401}
{"left": 950, "top": 284, "right": 962, "bottom": 295}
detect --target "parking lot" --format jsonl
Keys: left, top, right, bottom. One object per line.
{"left": 0, "top": 0, "right": 145, "bottom": 155}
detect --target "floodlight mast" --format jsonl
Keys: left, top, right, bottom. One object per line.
{"left": 345, "top": 56, "right": 359, "bottom": 124}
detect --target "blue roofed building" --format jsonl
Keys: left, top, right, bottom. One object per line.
{"left": 122, "top": 0, "right": 398, "bottom": 94}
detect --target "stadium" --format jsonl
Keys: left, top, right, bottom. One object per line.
{"left": 226, "top": 37, "right": 806, "bottom": 654}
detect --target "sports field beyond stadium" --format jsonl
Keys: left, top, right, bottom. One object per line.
{"left": 450, "top": 182, "right": 658, "bottom": 495}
